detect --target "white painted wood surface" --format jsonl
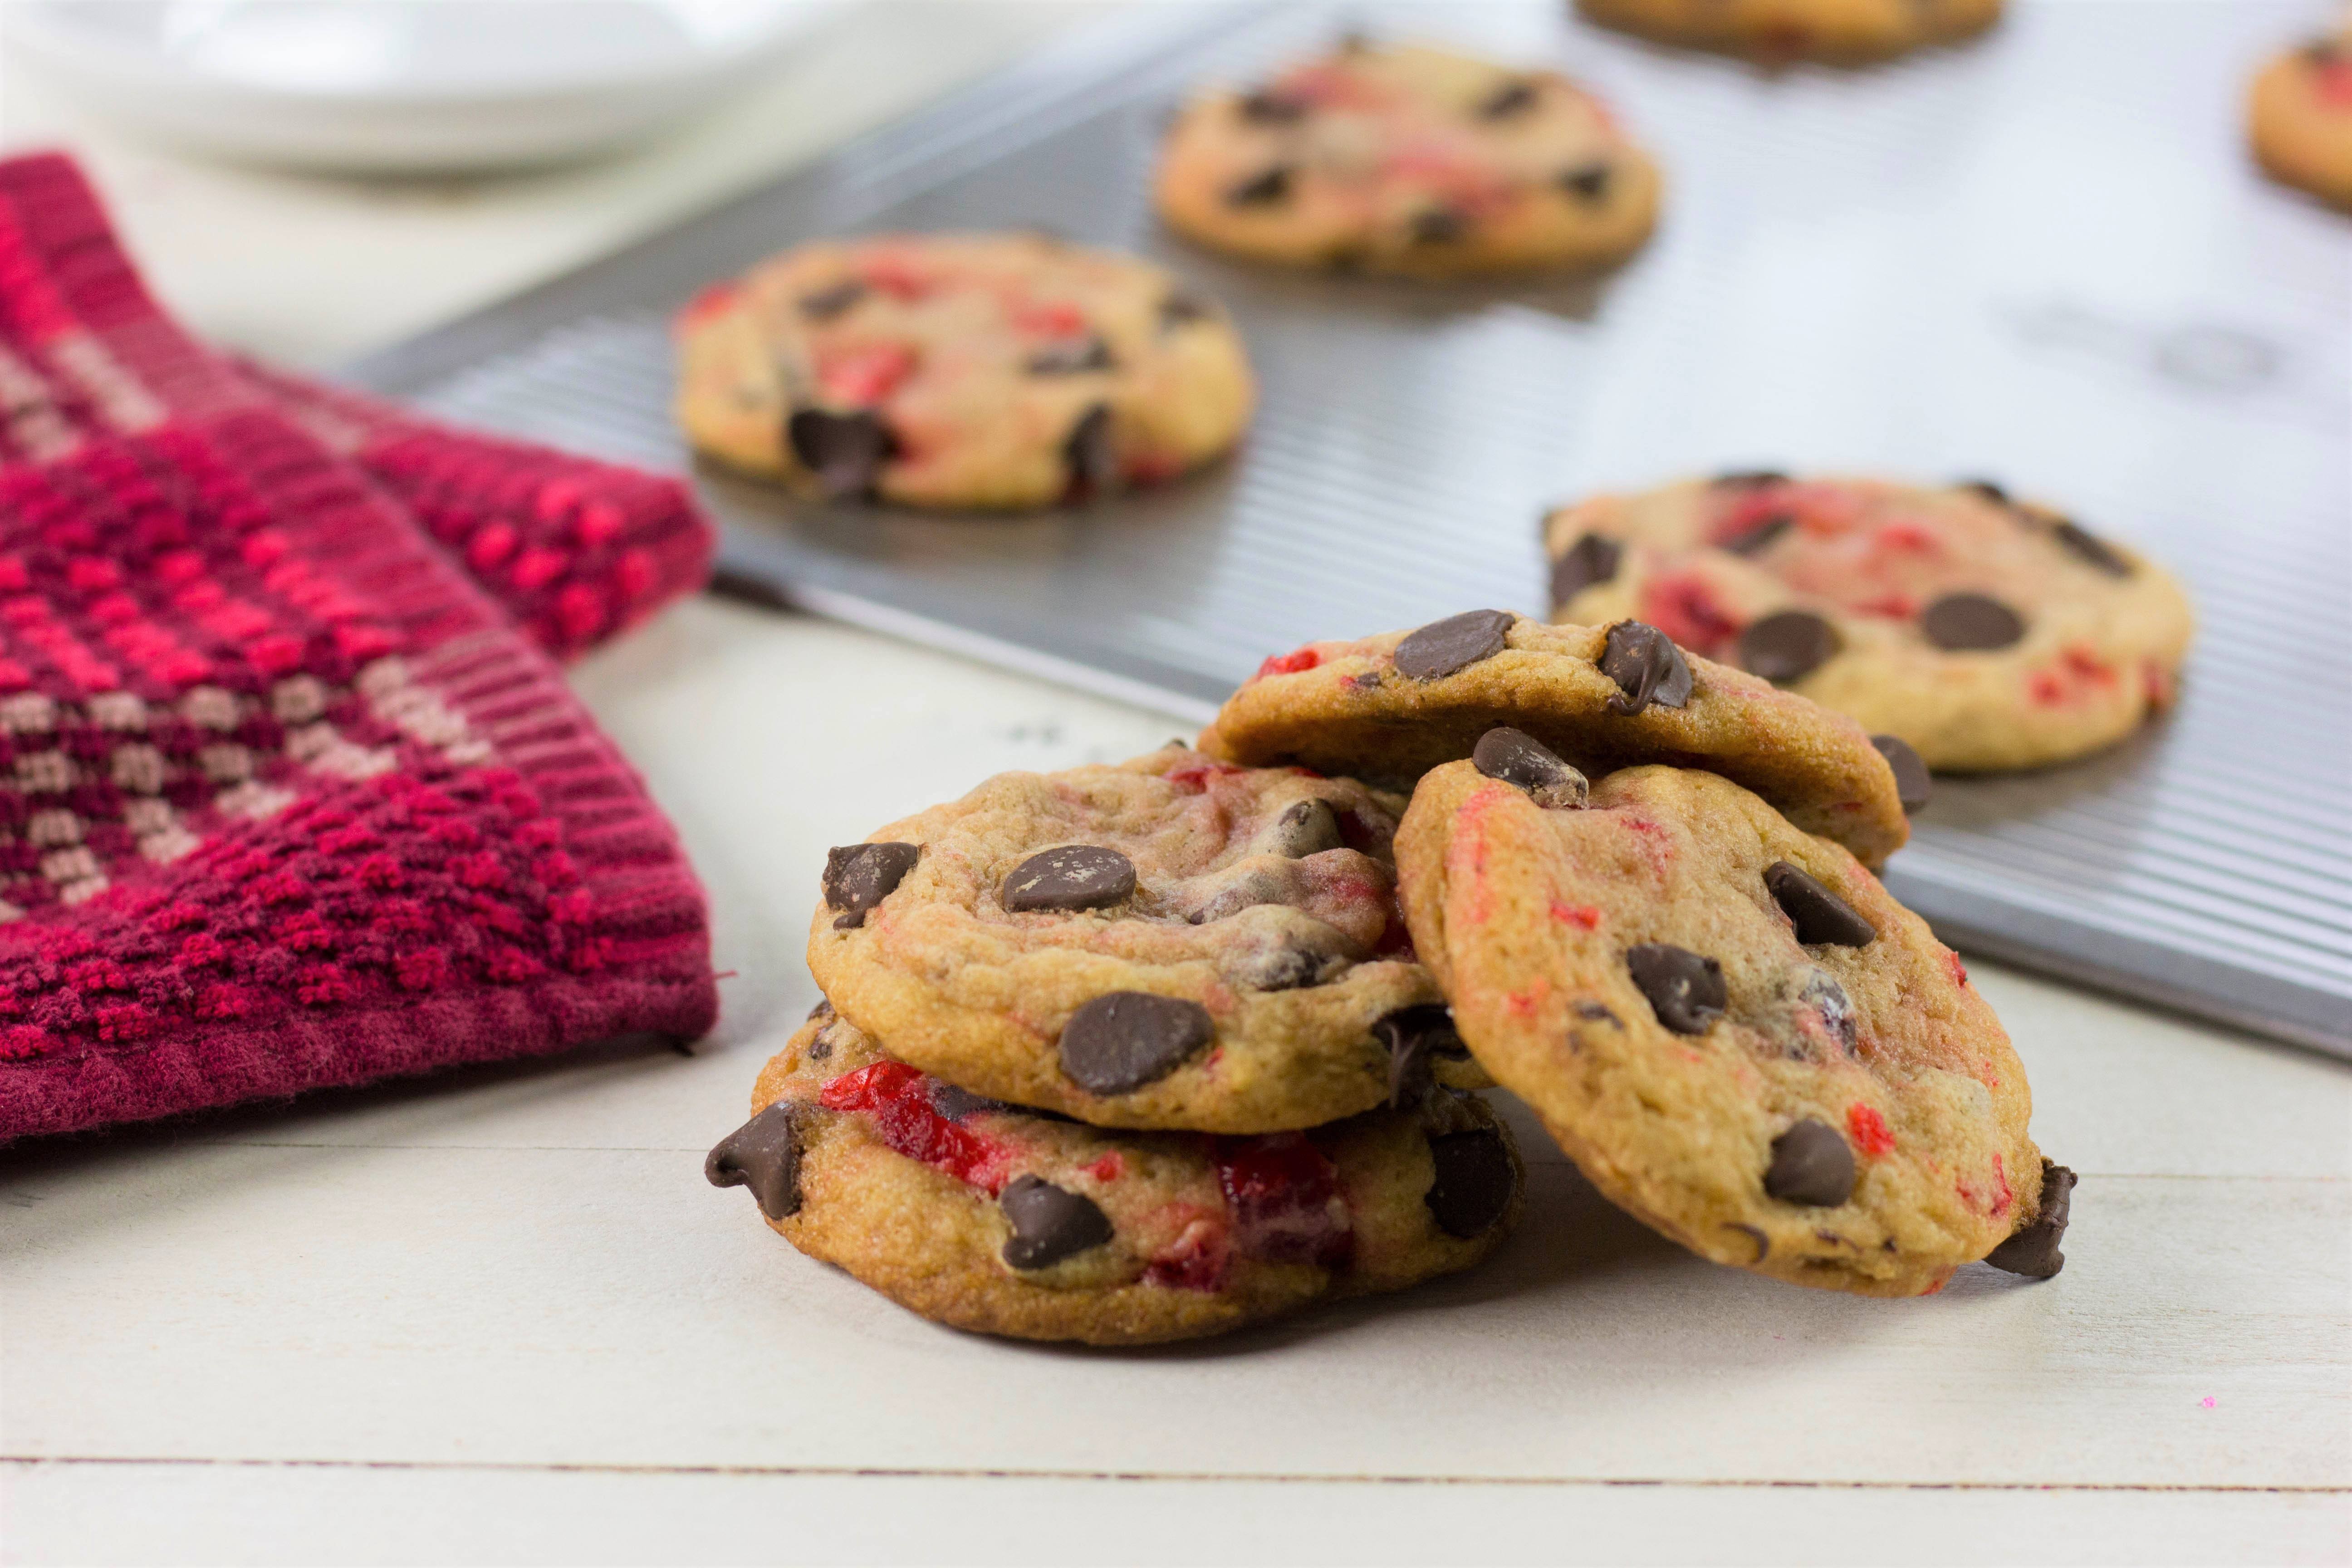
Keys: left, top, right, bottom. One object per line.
{"left": 2, "top": 4, "right": 2348, "bottom": 1563}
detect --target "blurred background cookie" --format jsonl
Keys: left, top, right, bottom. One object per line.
{"left": 1153, "top": 39, "right": 1659, "bottom": 277}
{"left": 673, "top": 232, "right": 1253, "bottom": 509}
{"left": 1575, "top": 0, "right": 2002, "bottom": 64}
{"left": 1545, "top": 475, "right": 2194, "bottom": 772}
{"left": 2249, "top": 22, "right": 2352, "bottom": 211}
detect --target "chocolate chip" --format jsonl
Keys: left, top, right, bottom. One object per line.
{"left": 705, "top": 1103, "right": 812, "bottom": 1220}
{"left": 1921, "top": 593, "right": 2025, "bottom": 651}
{"left": 797, "top": 279, "right": 868, "bottom": 320}
{"left": 1739, "top": 611, "right": 1838, "bottom": 684}
{"left": 1238, "top": 88, "right": 1308, "bottom": 123}
{"left": 1721, "top": 514, "right": 1793, "bottom": 557}
{"left": 1477, "top": 78, "right": 1538, "bottom": 118}
{"left": 1226, "top": 165, "right": 1295, "bottom": 206}
{"left": 1872, "top": 734, "right": 1932, "bottom": 813}
{"left": 823, "top": 842, "right": 919, "bottom": 928}
{"left": 1063, "top": 402, "right": 1116, "bottom": 495}
{"left": 1375, "top": 1003, "right": 1468, "bottom": 1111}
{"left": 931, "top": 1080, "right": 1011, "bottom": 1121}
{"left": 1424, "top": 1127, "right": 1514, "bottom": 1238}
{"left": 807, "top": 998, "right": 835, "bottom": 1022}
{"left": 1574, "top": 1000, "right": 1621, "bottom": 1025}
{"left": 1765, "top": 861, "right": 1877, "bottom": 947}
{"left": 1002, "top": 845, "right": 1136, "bottom": 914}
{"left": 1763, "top": 1117, "right": 1855, "bottom": 1206}
{"left": 1549, "top": 532, "right": 1621, "bottom": 604}
{"left": 807, "top": 1027, "right": 834, "bottom": 1060}
{"left": 1160, "top": 293, "right": 1209, "bottom": 328}
{"left": 1394, "top": 609, "right": 1515, "bottom": 681}
{"left": 2051, "top": 519, "right": 2133, "bottom": 578}
{"left": 1956, "top": 478, "right": 2009, "bottom": 504}
{"left": 788, "top": 409, "right": 896, "bottom": 500}
{"left": 1558, "top": 162, "right": 1611, "bottom": 201}
{"left": 1797, "top": 970, "right": 1858, "bottom": 1056}
{"left": 1715, "top": 469, "right": 1789, "bottom": 488}
{"left": 1261, "top": 798, "right": 1343, "bottom": 858}
{"left": 1984, "top": 1161, "right": 2076, "bottom": 1279}
{"left": 1000, "top": 1174, "right": 1114, "bottom": 1269}
{"left": 1725, "top": 1222, "right": 1769, "bottom": 1262}
{"left": 1601, "top": 621, "right": 1693, "bottom": 715}
{"left": 1232, "top": 939, "right": 1345, "bottom": 992}
{"left": 1025, "top": 336, "right": 1115, "bottom": 376}
{"left": 1410, "top": 208, "right": 1468, "bottom": 245}
{"left": 1625, "top": 943, "right": 1726, "bottom": 1034}
{"left": 1058, "top": 992, "right": 1214, "bottom": 1094}
{"left": 1472, "top": 726, "right": 1588, "bottom": 808}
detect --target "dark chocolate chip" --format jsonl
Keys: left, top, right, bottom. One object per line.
{"left": 1549, "top": 532, "right": 1622, "bottom": 604}
{"left": 1725, "top": 1222, "right": 1770, "bottom": 1262}
{"left": 1601, "top": 621, "right": 1693, "bottom": 715}
{"left": 1558, "top": 162, "right": 1611, "bottom": 201}
{"left": 1063, "top": 402, "right": 1116, "bottom": 495}
{"left": 1234, "top": 940, "right": 1343, "bottom": 992}
{"left": 797, "top": 279, "right": 868, "bottom": 320}
{"left": 1394, "top": 609, "right": 1516, "bottom": 681}
{"left": 1264, "top": 798, "right": 1343, "bottom": 858}
{"left": 823, "top": 842, "right": 920, "bottom": 927}
{"left": 1739, "top": 610, "right": 1838, "bottom": 685}
{"left": 1574, "top": 1000, "right": 1621, "bottom": 1025}
{"left": 1765, "top": 861, "right": 1878, "bottom": 947}
{"left": 807, "top": 1027, "right": 834, "bottom": 1060}
{"left": 2051, "top": 519, "right": 2133, "bottom": 578}
{"left": 788, "top": 409, "right": 896, "bottom": 500}
{"left": 1814, "top": 1228, "right": 1855, "bottom": 1248}
{"left": 1472, "top": 725, "right": 1588, "bottom": 808}
{"left": 1871, "top": 734, "right": 1932, "bottom": 813}
{"left": 1424, "top": 1127, "right": 1514, "bottom": 1239}
{"left": 1160, "top": 293, "right": 1209, "bottom": 328}
{"left": 1984, "top": 1161, "right": 2075, "bottom": 1279}
{"left": 705, "top": 1103, "right": 812, "bottom": 1220}
{"left": 1721, "top": 514, "right": 1794, "bottom": 557}
{"left": 1058, "top": 992, "right": 1214, "bottom": 1094}
{"left": 1226, "top": 165, "right": 1295, "bottom": 206}
{"left": 1000, "top": 1174, "right": 1114, "bottom": 1269}
{"left": 1715, "top": 469, "right": 1790, "bottom": 488}
{"left": 1763, "top": 1117, "right": 1855, "bottom": 1207}
{"left": 1001, "top": 844, "right": 1137, "bottom": 914}
{"left": 1375, "top": 1003, "right": 1468, "bottom": 1111}
{"left": 1477, "top": 78, "right": 1539, "bottom": 118}
{"left": 1921, "top": 592, "right": 2025, "bottom": 651}
{"left": 1238, "top": 88, "right": 1309, "bottom": 123}
{"left": 1956, "top": 478, "right": 2009, "bottom": 504}
{"left": 807, "top": 998, "right": 835, "bottom": 1022}
{"left": 1625, "top": 943, "right": 1726, "bottom": 1034}
{"left": 1025, "top": 336, "right": 1115, "bottom": 376}
{"left": 1797, "top": 970, "right": 1858, "bottom": 1056}
{"left": 931, "top": 1080, "right": 1011, "bottom": 1122}
{"left": 1410, "top": 208, "right": 1469, "bottom": 246}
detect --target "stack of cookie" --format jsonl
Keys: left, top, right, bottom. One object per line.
{"left": 710, "top": 608, "right": 2074, "bottom": 1341}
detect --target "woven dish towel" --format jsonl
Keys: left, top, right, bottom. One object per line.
{"left": 0, "top": 151, "right": 713, "bottom": 661}
{"left": 0, "top": 158, "right": 719, "bottom": 1142}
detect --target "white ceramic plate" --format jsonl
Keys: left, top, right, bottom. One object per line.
{"left": 4, "top": 0, "right": 846, "bottom": 172}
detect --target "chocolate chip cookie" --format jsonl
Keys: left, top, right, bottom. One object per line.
{"left": 673, "top": 233, "right": 1254, "bottom": 509}
{"left": 1197, "top": 611, "right": 1910, "bottom": 867}
{"left": 706, "top": 1006, "right": 1523, "bottom": 1344}
{"left": 1153, "top": 40, "right": 1661, "bottom": 277}
{"left": 2249, "top": 27, "right": 2352, "bottom": 211}
{"left": 1576, "top": 0, "right": 2002, "bottom": 63}
{"left": 1544, "top": 474, "right": 2194, "bottom": 771}
{"left": 1394, "top": 753, "right": 2063, "bottom": 1297}
{"left": 806, "top": 745, "right": 1489, "bottom": 1134}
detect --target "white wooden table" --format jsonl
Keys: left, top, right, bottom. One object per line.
{"left": 3, "top": 7, "right": 2348, "bottom": 1563}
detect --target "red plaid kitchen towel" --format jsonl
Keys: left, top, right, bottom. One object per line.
{"left": 0, "top": 154, "right": 718, "bottom": 1141}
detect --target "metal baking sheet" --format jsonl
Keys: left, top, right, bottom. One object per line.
{"left": 345, "top": 0, "right": 2352, "bottom": 1056}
